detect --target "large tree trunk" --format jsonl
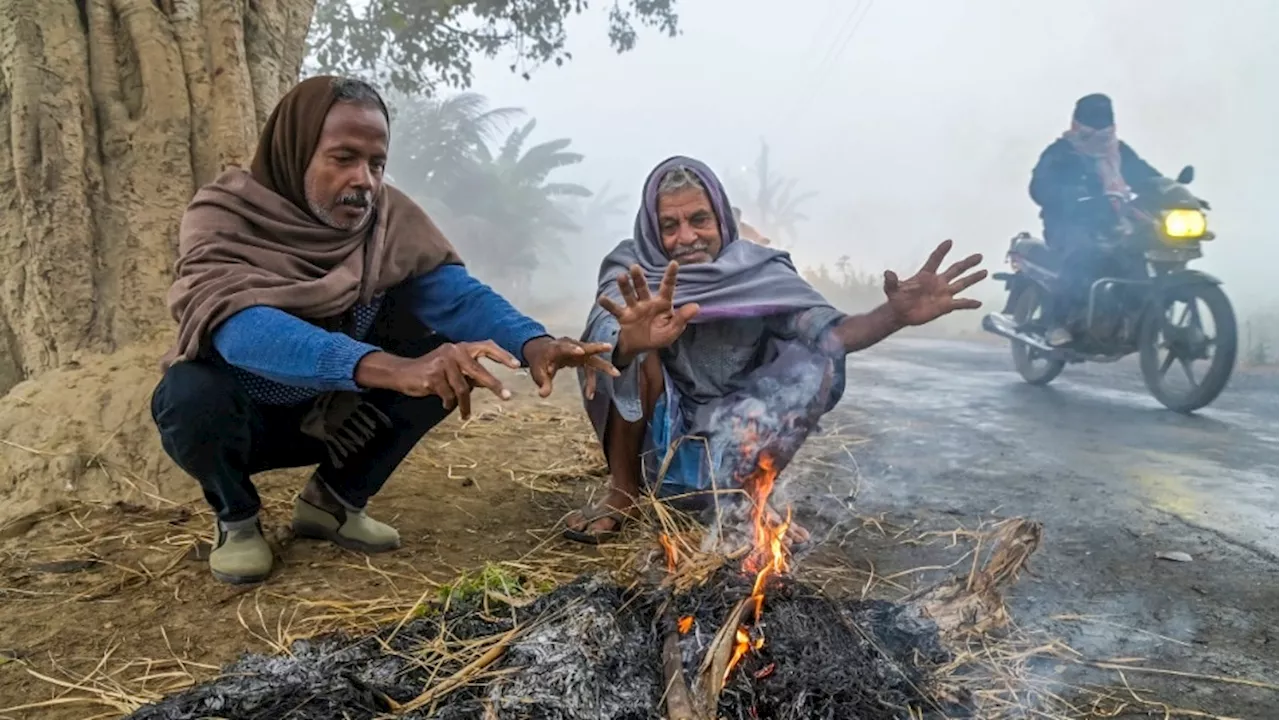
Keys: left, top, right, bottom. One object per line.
{"left": 0, "top": 0, "right": 314, "bottom": 523}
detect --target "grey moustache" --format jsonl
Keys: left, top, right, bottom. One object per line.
{"left": 674, "top": 243, "right": 709, "bottom": 257}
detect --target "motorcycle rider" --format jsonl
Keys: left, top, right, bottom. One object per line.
{"left": 1029, "top": 93, "right": 1162, "bottom": 346}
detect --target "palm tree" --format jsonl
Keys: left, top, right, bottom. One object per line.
{"left": 485, "top": 119, "right": 592, "bottom": 205}
{"left": 736, "top": 140, "right": 818, "bottom": 246}
{"left": 467, "top": 119, "right": 594, "bottom": 294}
{"left": 443, "top": 118, "right": 590, "bottom": 236}
{"left": 389, "top": 98, "right": 594, "bottom": 300}
{"left": 573, "top": 181, "right": 631, "bottom": 237}
{"left": 385, "top": 92, "right": 524, "bottom": 199}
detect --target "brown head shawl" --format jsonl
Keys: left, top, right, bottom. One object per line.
{"left": 163, "top": 75, "right": 462, "bottom": 466}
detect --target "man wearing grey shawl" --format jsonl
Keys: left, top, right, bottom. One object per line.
{"left": 563, "top": 156, "right": 987, "bottom": 544}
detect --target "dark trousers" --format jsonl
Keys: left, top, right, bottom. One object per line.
{"left": 1044, "top": 221, "right": 1107, "bottom": 326}
{"left": 151, "top": 314, "right": 452, "bottom": 523}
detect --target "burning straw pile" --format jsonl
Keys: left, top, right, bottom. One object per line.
{"left": 124, "top": 449, "right": 1041, "bottom": 720}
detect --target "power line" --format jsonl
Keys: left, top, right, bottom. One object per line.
{"left": 765, "top": 0, "right": 861, "bottom": 139}
{"left": 807, "top": 0, "right": 852, "bottom": 70}
{"left": 824, "top": 0, "right": 874, "bottom": 72}
{"left": 807, "top": 0, "right": 846, "bottom": 54}
{"left": 810, "top": 0, "right": 867, "bottom": 81}
{"left": 774, "top": 0, "right": 875, "bottom": 135}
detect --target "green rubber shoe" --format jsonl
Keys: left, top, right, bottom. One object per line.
{"left": 209, "top": 520, "right": 273, "bottom": 585}
{"left": 292, "top": 497, "right": 400, "bottom": 554}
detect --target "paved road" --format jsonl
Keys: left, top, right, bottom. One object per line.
{"left": 795, "top": 337, "right": 1278, "bottom": 717}
{"left": 841, "top": 337, "right": 1277, "bottom": 557}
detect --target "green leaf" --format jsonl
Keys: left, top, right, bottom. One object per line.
{"left": 306, "top": 0, "right": 681, "bottom": 96}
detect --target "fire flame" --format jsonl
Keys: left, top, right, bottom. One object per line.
{"left": 724, "top": 451, "right": 791, "bottom": 682}
{"left": 658, "top": 532, "right": 679, "bottom": 572}
{"left": 726, "top": 628, "right": 751, "bottom": 679}
{"left": 678, "top": 615, "right": 694, "bottom": 634}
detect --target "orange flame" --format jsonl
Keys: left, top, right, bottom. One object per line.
{"left": 742, "top": 454, "right": 790, "bottom": 619}
{"left": 724, "top": 625, "right": 765, "bottom": 683}
{"left": 725, "top": 627, "right": 752, "bottom": 681}
{"left": 658, "top": 532, "right": 679, "bottom": 572}
{"left": 678, "top": 615, "right": 694, "bottom": 634}
{"left": 723, "top": 449, "right": 792, "bottom": 681}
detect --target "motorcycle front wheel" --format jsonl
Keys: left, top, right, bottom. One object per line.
{"left": 1139, "top": 282, "right": 1238, "bottom": 413}
{"left": 1010, "top": 284, "right": 1066, "bottom": 386}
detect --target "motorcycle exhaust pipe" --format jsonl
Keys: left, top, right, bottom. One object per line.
{"left": 982, "top": 313, "right": 1058, "bottom": 354}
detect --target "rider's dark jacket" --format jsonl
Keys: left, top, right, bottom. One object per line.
{"left": 1029, "top": 138, "right": 1161, "bottom": 248}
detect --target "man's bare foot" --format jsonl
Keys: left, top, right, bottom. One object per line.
{"left": 563, "top": 487, "right": 635, "bottom": 544}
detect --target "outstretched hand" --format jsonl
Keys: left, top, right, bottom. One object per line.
{"left": 374, "top": 341, "right": 520, "bottom": 420}
{"left": 884, "top": 240, "right": 987, "bottom": 326}
{"left": 597, "top": 262, "right": 700, "bottom": 362}
{"left": 523, "top": 337, "right": 619, "bottom": 400}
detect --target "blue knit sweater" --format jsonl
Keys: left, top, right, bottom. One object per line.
{"left": 212, "top": 264, "right": 547, "bottom": 404}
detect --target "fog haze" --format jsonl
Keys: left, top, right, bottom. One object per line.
{"left": 456, "top": 0, "right": 1277, "bottom": 322}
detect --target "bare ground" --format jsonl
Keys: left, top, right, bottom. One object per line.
{"left": 0, "top": 340, "right": 1276, "bottom": 719}
{"left": 0, "top": 364, "right": 615, "bottom": 718}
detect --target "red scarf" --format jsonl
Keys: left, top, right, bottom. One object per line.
{"left": 1063, "top": 121, "right": 1129, "bottom": 199}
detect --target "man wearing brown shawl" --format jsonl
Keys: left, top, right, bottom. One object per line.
{"left": 152, "top": 76, "right": 614, "bottom": 584}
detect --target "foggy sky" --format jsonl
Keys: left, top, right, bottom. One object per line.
{"left": 458, "top": 0, "right": 1278, "bottom": 317}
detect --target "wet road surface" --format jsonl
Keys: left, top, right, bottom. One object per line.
{"left": 796, "top": 337, "right": 1278, "bottom": 717}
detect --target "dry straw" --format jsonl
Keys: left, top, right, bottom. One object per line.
{"left": 0, "top": 403, "right": 1270, "bottom": 719}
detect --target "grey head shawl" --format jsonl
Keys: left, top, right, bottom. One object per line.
{"left": 580, "top": 155, "right": 837, "bottom": 441}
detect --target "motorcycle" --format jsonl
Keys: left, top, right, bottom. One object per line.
{"left": 983, "top": 165, "right": 1237, "bottom": 413}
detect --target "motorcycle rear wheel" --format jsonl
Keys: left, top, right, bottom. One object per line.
{"left": 1139, "top": 283, "right": 1237, "bottom": 414}
{"left": 1010, "top": 284, "right": 1066, "bottom": 386}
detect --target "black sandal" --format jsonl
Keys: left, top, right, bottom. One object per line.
{"left": 562, "top": 508, "right": 627, "bottom": 545}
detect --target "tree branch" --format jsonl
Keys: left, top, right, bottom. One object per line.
{"left": 660, "top": 608, "right": 707, "bottom": 720}
{"left": 308, "top": 0, "right": 678, "bottom": 96}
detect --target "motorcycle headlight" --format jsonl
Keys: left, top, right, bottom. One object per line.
{"left": 1163, "top": 209, "right": 1207, "bottom": 240}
